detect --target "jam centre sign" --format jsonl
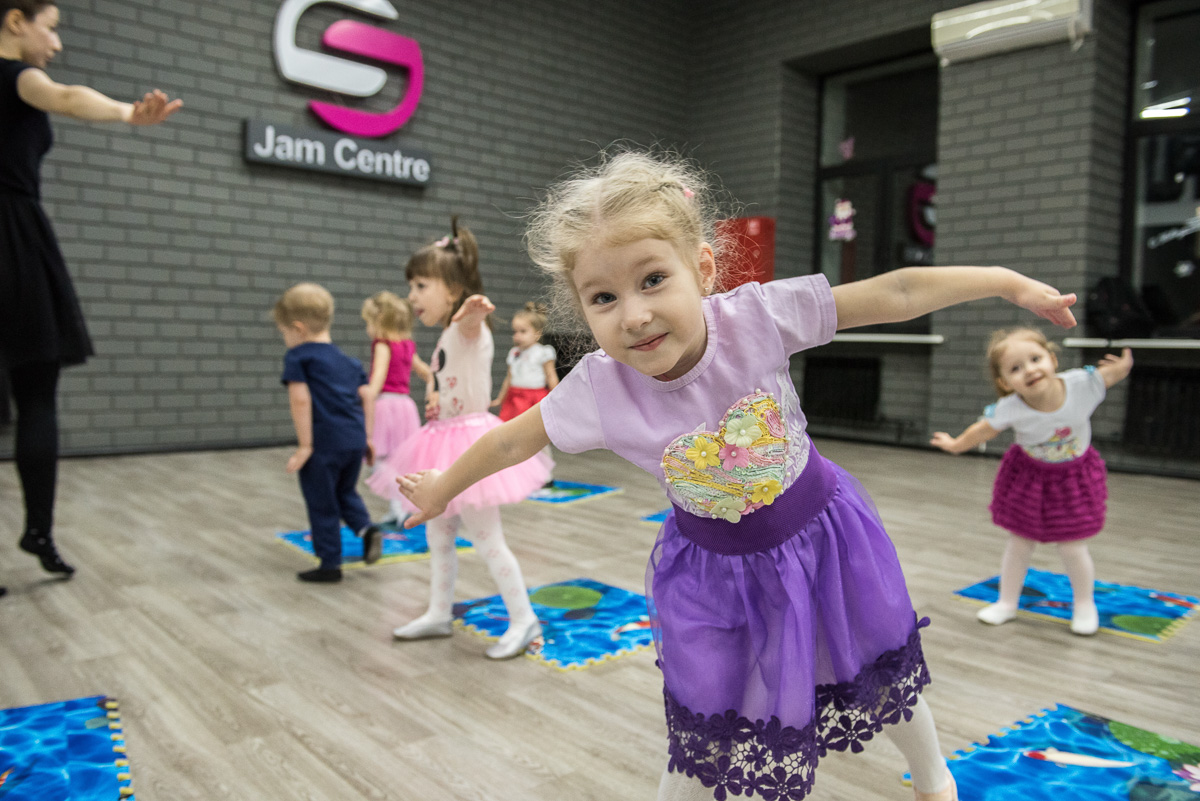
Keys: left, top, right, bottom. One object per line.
{"left": 244, "top": 120, "right": 431, "bottom": 186}
{"left": 243, "top": 0, "right": 431, "bottom": 186}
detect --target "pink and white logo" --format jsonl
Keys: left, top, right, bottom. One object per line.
{"left": 273, "top": 0, "right": 424, "bottom": 138}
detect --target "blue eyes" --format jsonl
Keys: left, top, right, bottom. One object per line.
{"left": 589, "top": 273, "right": 666, "bottom": 306}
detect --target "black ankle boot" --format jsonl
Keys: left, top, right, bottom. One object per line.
{"left": 19, "top": 529, "right": 76, "bottom": 576}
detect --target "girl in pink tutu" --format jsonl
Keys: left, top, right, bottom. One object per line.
{"left": 931, "top": 329, "right": 1133, "bottom": 635}
{"left": 360, "top": 291, "right": 431, "bottom": 524}
{"left": 367, "top": 217, "right": 551, "bottom": 660}
{"left": 395, "top": 150, "right": 1080, "bottom": 801}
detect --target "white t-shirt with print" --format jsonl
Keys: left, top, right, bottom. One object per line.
{"left": 984, "top": 367, "right": 1106, "bottom": 463}
{"left": 507, "top": 343, "right": 556, "bottom": 389}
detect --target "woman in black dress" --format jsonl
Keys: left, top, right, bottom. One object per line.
{"left": 0, "top": 0, "right": 181, "bottom": 597}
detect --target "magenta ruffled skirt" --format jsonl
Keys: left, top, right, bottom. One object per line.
{"left": 366, "top": 412, "right": 552, "bottom": 517}
{"left": 372, "top": 392, "right": 420, "bottom": 458}
{"left": 990, "top": 444, "right": 1107, "bottom": 542}
{"left": 648, "top": 445, "right": 930, "bottom": 799}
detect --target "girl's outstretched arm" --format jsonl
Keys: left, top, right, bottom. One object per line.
{"left": 411, "top": 354, "right": 433, "bottom": 386}
{"left": 398, "top": 405, "right": 550, "bottom": 526}
{"left": 930, "top": 419, "right": 1001, "bottom": 454}
{"left": 1096, "top": 348, "right": 1133, "bottom": 388}
{"left": 491, "top": 368, "right": 512, "bottom": 408}
{"left": 366, "top": 341, "right": 391, "bottom": 397}
{"left": 833, "top": 266, "right": 1077, "bottom": 330}
{"left": 17, "top": 70, "right": 182, "bottom": 123}
{"left": 452, "top": 294, "right": 494, "bottom": 339}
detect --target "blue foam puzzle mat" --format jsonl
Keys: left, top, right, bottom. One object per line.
{"left": 955, "top": 567, "right": 1199, "bottom": 642}
{"left": 277, "top": 522, "right": 471, "bottom": 567}
{"left": 454, "top": 578, "right": 654, "bottom": 670}
{"left": 0, "top": 695, "right": 134, "bottom": 800}
{"left": 525, "top": 481, "right": 622, "bottom": 505}
{"left": 904, "top": 704, "right": 1200, "bottom": 800}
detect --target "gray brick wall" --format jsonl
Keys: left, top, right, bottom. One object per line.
{"left": 2, "top": 0, "right": 1191, "bottom": 477}
{"left": 2, "top": 0, "right": 690, "bottom": 455}
{"left": 930, "top": 0, "right": 1131, "bottom": 449}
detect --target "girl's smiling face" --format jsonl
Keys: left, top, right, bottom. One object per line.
{"left": 996, "top": 336, "right": 1059, "bottom": 399}
{"left": 407, "top": 276, "right": 458, "bottom": 328}
{"left": 572, "top": 237, "right": 715, "bottom": 381}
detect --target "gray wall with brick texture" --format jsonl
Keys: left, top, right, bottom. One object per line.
{"left": 3, "top": 0, "right": 1188, "bottom": 476}
{"left": 2, "top": 0, "right": 691, "bottom": 455}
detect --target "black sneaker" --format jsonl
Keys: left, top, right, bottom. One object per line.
{"left": 19, "top": 529, "right": 75, "bottom": 576}
{"left": 297, "top": 567, "right": 342, "bottom": 583}
{"left": 0, "top": 587, "right": 7, "bottom": 598}
{"left": 359, "top": 523, "right": 383, "bottom": 565}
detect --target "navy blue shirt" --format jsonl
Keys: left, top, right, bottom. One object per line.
{"left": 281, "top": 342, "right": 367, "bottom": 452}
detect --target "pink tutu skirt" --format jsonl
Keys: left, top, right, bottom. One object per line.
{"left": 372, "top": 392, "right": 420, "bottom": 458}
{"left": 366, "top": 412, "right": 553, "bottom": 517}
{"left": 990, "top": 444, "right": 1107, "bottom": 542}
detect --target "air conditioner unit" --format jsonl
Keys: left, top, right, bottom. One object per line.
{"left": 932, "top": 0, "right": 1092, "bottom": 66}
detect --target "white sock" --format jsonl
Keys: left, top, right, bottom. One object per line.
{"left": 883, "top": 696, "right": 949, "bottom": 795}
{"left": 1058, "top": 540, "right": 1097, "bottom": 633}
{"left": 460, "top": 505, "right": 537, "bottom": 635}
{"left": 389, "top": 499, "right": 409, "bottom": 522}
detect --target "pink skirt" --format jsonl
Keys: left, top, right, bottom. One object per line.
{"left": 990, "top": 444, "right": 1107, "bottom": 542}
{"left": 366, "top": 412, "right": 553, "bottom": 517}
{"left": 372, "top": 392, "right": 420, "bottom": 458}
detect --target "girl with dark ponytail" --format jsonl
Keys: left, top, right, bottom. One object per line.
{"left": 367, "top": 218, "right": 550, "bottom": 660}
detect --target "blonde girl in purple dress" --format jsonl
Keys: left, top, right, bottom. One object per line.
{"left": 396, "top": 151, "right": 1079, "bottom": 801}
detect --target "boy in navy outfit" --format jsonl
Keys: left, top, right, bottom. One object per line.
{"left": 273, "top": 282, "right": 382, "bottom": 582}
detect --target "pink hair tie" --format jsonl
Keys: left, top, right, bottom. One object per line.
{"left": 682, "top": 186, "right": 694, "bottom": 199}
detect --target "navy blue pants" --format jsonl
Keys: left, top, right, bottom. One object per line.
{"left": 298, "top": 448, "right": 371, "bottom": 569}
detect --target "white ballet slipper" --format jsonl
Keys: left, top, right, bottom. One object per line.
{"left": 485, "top": 618, "right": 542, "bottom": 660}
{"left": 1070, "top": 603, "right": 1099, "bottom": 636}
{"left": 392, "top": 616, "right": 453, "bottom": 640}
{"left": 976, "top": 603, "right": 1018, "bottom": 625}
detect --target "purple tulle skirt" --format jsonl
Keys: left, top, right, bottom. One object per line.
{"left": 372, "top": 392, "right": 420, "bottom": 459}
{"left": 990, "top": 444, "right": 1107, "bottom": 543}
{"left": 648, "top": 446, "right": 930, "bottom": 800}
{"left": 366, "top": 412, "right": 552, "bottom": 517}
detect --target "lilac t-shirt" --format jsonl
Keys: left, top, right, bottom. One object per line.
{"left": 540, "top": 276, "right": 837, "bottom": 515}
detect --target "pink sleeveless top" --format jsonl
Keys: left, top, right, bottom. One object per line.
{"left": 373, "top": 339, "right": 416, "bottom": 394}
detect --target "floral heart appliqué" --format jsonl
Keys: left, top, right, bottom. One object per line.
{"left": 661, "top": 391, "right": 788, "bottom": 522}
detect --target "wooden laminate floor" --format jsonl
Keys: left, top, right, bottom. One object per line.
{"left": 1, "top": 440, "right": 1197, "bottom": 800}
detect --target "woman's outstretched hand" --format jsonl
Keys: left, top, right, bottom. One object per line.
{"left": 397, "top": 469, "right": 447, "bottom": 527}
{"left": 127, "top": 89, "right": 183, "bottom": 125}
{"left": 1010, "top": 276, "right": 1077, "bottom": 328}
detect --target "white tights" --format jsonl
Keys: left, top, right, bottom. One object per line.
{"left": 412, "top": 505, "right": 536, "bottom": 635}
{"left": 654, "top": 696, "right": 949, "bottom": 799}
{"left": 994, "top": 534, "right": 1095, "bottom": 611}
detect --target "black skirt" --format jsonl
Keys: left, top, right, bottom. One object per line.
{"left": 0, "top": 193, "right": 93, "bottom": 368}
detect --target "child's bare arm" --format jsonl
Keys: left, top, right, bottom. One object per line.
{"left": 285, "top": 382, "right": 314, "bottom": 472}
{"left": 411, "top": 354, "right": 433, "bottom": 386}
{"left": 366, "top": 341, "right": 391, "bottom": 397}
{"left": 399, "top": 405, "right": 551, "bottom": 526}
{"left": 542, "top": 359, "right": 559, "bottom": 390}
{"left": 930, "top": 419, "right": 1001, "bottom": 454}
{"left": 832, "top": 266, "right": 1077, "bottom": 331}
{"left": 1096, "top": 348, "right": 1133, "bottom": 388}
{"left": 491, "top": 369, "right": 512, "bottom": 408}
